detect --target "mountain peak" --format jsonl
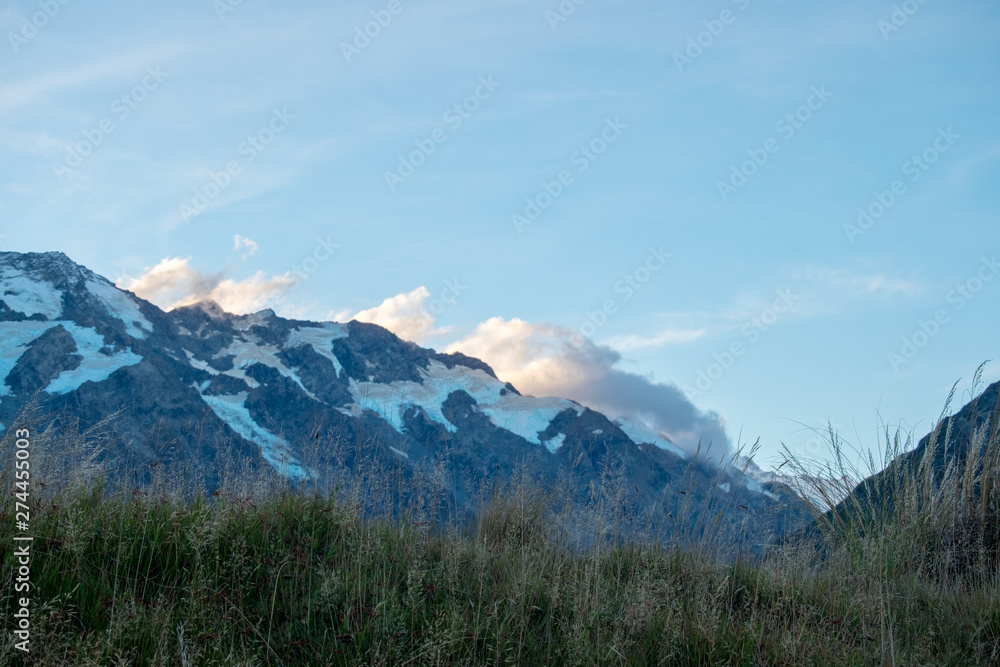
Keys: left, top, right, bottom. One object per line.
{"left": 0, "top": 250, "right": 98, "bottom": 286}
{"left": 174, "top": 299, "right": 229, "bottom": 320}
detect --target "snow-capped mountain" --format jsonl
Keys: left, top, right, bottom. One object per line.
{"left": 0, "top": 251, "right": 808, "bottom": 552}
{"left": 732, "top": 455, "right": 855, "bottom": 509}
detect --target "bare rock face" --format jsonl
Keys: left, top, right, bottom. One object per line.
{"left": 0, "top": 251, "right": 808, "bottom": 556}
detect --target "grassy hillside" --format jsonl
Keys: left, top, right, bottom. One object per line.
{"left": 2, "top": 382, "right": 1000, "bottom": 665}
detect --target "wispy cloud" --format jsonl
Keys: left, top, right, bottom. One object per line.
{"left": 604, "top": 327, "right": 706, "bottom": 351}
{"left": 0, "top": 127, "right": 63, "bottom": 157}
{"left": 0, "top": 42, "right": 188, "bottom": 113}
{"left": 620, "top": 266, "right": 922, "bottom": 347}
{"left": 949, "top": 141, "right": 1000, "bottom": 184}
{"left": 790, "top": 265, "right": 923, "bottom": 298}
{"left": 233, "top": 234, "right": 259, "bottom": 260}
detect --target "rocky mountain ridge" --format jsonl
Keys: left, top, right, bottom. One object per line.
{"left": 0, "top": 251, "right": 808, "bottom": 555}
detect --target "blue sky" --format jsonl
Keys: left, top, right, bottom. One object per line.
{"left": 1, "top": 0, "right": 998, "bottom": 476}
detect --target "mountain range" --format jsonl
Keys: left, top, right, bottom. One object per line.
{"left": 0, "top": 251, "right": 835, "bottom": 555}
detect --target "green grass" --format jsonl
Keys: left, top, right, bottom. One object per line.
{"left": 2, "top": 374, "right": 1000, "bottom": 665}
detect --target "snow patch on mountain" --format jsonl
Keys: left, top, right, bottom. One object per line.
{"left": 481, "top": 394, "right": 578, "bottom": 446}
{"left": 1, "top": 321, "right": 142, "bottom": 396}
{"left": 197, "top": 389, "right": 312, "bottom": 480}
{"left": 348, "top": 360, "right": 583, "bottom": 446}
{"left": 214, "top": 339, "right": 317, "bottom": 400}
{"left": 223, "top": 367, "right": 260, "bottom": 389}
{"left": 335, "top": 403, "right": 362, "bottom": 419}
{"left": 287, "top": 324, "right": 347, "bottom": 377}
{"left": 183, "top": 349, "right": 219, "bottom": 375}
{"left": 45, "top": 324, "right": 143, "bottom": 394}
{"left": 0, "top": 268, "right": 63, "bottom": 319}
{"left": 616, "top": 417, "right": 688, "bottom": 459}
{"left": 0, "top": 321, "right": 61, "bottom": 396}
{"left": 232, "top": 310, "right": 275, "bottom": 331}
{"left": 86, "top": 279, "right": 153, "bottom": 338}
{"left": 744, "top": 478, "right": 779, "bottom": 501}
{"left": 544, "top": 433, "right": 566, "bottom": 453}
{"left": 348, "top": 375, "right": 455, "bottom": 435}
{"left": 732, "top": 455, "right": 854, "bottom": 507}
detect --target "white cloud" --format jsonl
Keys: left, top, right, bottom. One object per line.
{"left": 118, "top": 257, "right": 296, "bottom": 315}
{"left": 233, "top": 234, "right": 259, "bottom": 260}
{"left": 604, "top": 327, "right": 706, "bottom": 351}
{"left": 796, "top": 266, "right": 922, "bottom": 297}
{"left": 447, "top": 317, "right": 731, "bottom": 460}
{"left": 347, "top": 286, "right": 451, "bottom": 343}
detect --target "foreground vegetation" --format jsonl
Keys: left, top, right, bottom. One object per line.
{"left": 2, "top": 375, "right": 1000, "bottom": 665}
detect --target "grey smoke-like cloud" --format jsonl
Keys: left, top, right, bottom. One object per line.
{"left": 447, "top": 316, "right": 731, "bottom": 461}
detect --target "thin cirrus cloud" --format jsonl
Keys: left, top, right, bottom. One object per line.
{"left": 681, "top": 266, "right": 926, "bottom": 331}
{"left": 604, "top": 328, "right": 707, "bottom": 352}
{"left": 0, "top": 42, "right": 189, "bottom": 114}
{"left": 791, "top": 266, "right": 923, "bottom": 298}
